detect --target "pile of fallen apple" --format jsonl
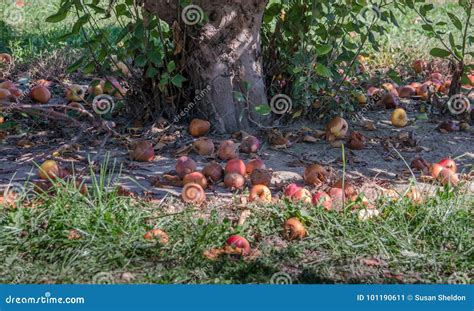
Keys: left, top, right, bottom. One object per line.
{"left": 130, "top": 115, "right": 464, "bottom": 258}
{"left": 1, "top": 53, "right": 472, "bottom": 259}
{"left": 0, "top": 53, "right": 125, "bottom": 108}
{"left": 357, "top": 59, "right": 473, "bottom": 131}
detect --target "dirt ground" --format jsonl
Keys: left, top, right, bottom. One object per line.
{"left": 1, "top": 100, "right": 473, "bottom": 201}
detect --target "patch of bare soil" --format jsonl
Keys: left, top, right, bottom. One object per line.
{"left": 1, "top": 103, "right": 472, "bottom": 202}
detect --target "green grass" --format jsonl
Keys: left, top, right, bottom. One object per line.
{"left": 1, "top": 0, "right": 469, "bottom": 67}
{"left": 0, "top": 0, "right": 472, "bottom": 284}
{"left": 370, "top": 1, "right": 470, "bottom": 68}
{"left": 0, "top": 166, "right": 472, "bottom": 284}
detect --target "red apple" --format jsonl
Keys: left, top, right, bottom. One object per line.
{"left": 226, "top": 235, "right": 251, "bottom": 256}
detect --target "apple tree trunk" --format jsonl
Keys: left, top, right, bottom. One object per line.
{"left": 144, "top": 0, "right": 268, "bottom": 133}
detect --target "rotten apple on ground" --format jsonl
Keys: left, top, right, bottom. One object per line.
{"left": 224, "top": 173, "right": 246, "bottom": 190}
{"left": 326, "top": 117, "right": 348, "bottom": 141}
{"left": 176, "top": 156, "right": 197, "bottom": 179}
{"left": 183, "top": 172, "right": 208, "bottom": 189}
{"left": 292, "top": 188, "right": 312, "bottom": 204}
{"left": 332, "top": 178, "right": 357, "bottom": 198}
{"left": 246, "top": 158, "right": 266, "bottom": 174}
{"left": 218, "top": 140, "right": 238, "bottom": 160}
{"left": 38, "top": 160, "right": 61, "bottom": 180}
{"left": 283, "top": 218, "right": 306, "bottom": 240}
{"left": 0, "top": 81, "right": 21, "bottom": 98}
{"left": 193, "top": 137, "right": 214, "bottom": 156}
{"left": 240, "top": 135, "right": 260, "bottom": 154}
{"left": 30, "top": 85, "right": 51, "bottom": 104}
{"left": 103, "top": 77, "right": 125, "bottom": 98}
{"left": 88, "top": 79, "right": 105, "bottom": 96}
{"left": 357, "top": 93, "right": 367, "bottom": 106}
{"left": 391, "top": 108, "right": 408, "bottom": 128}
{"left": 312, "top": 191, "right": 333, "bottom": 210}
{"left": 250, "top": 168, "right": 272, "bottom": 186}
{"left": 249, "top": 185, "right": 272, "bottom": 203}
{"left": 65, "top": 84, "right": 85, "bottom": 102}
{"left": 0, "top": 53, "right": 12, "bottom": 64}
{"left": 304, "top": 164, "right": 329, "bottom": 186}
{"left": 143, "top": 229, "right": 169, "bottom": 244}
{"left": 380, "top": 93, "right": 400, "bottom": 109}
{"left": 438, "top": 158, "right": 457, "bottom": 173}
{"left": 348, "top": 131, "right": 366, "bottom": 150}
{"left": 225, "top": 159, "right": 246, "bottom": 175}
{"left": 284, "top": 183, "right": 300, "bottom": 198}
{"left": 130, "top": 141, "right": 155, "bottom": 162}
{"left": 225, "top": 235, "right": 251, "bottom": 256}
{"left": 412, "top": 60, "right": 426, "bottom": 74}
{"left": 0, "top": 89, "right": 11, "bottom": 101}
{"left": 398, "top": 85, "right": 416, "bottom": 98}
{"left": 202, "top": 161, "right": 224, "bottom": 183}
{"left": 329, "top": 187, "right": 346, "bottom": 207}
{"left": 189, "top": 119, "right": 210, "bottom": 138}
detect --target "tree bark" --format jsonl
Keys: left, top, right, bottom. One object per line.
{"left": 144, "top": 0, "right": 268, "bottom": 133}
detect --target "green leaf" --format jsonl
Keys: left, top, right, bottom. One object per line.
{"left": 316, "top": 44, "right": 332, "bottom": 56}
{"left": 447, "top": 12, "right": 463, "bottom": 31}
{"left": 430, "top": 48, "right": 451, "bottom": 58}
{"left": 115, "top": 3, "right": 128, "bottom": 17}
{"left": 167, "top": 61, "right": 176, "bottom": 72}
{"left": 233, "top": 91, "right": 245, "bottom": 102}
{"left": 419, "top": 4, "right": 434, "bottom": 17}
{"left": 171, "top": 75, "right": 187, "bottom": 88}
{"left": 315, "top": 64, "right": 332, "bottom": 78}
{"left": 72, "top": 14, "right": 90, "bottom": 34}
{"left": 46, "top": 11, "right": 68, "bottom": 23}
{"left": 147, "top": 67, "right": 158, "bottom": 79}
{"left": 83, "top": 61, "right": 96, "bottom": 74}
{"left": 387, "top": 68, "right": 402, "bottom": 85}
{"left": 87, "top": 4, "right": 106, "bottom": 14}
{"left": 422, "top": 24, "right": 434, "bottom": 32}
{"left": 67, "top": 57, "right": 85, "bottom": 73}
{"left": 135, "top": 55, "right": 147, "bottom": 67}
{"left": 254, "top": 104, "right": 272, "bottom": 116}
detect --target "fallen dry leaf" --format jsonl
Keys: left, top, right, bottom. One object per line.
{"left": 67, "top": 229, "right": 82, "bottom": 240}
{"left": 361, "top": 257, "right": 387, "bottom": 267}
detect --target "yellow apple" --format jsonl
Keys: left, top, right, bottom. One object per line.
{"left": 391, "top": 108, "right": 408, "bottom": 128}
